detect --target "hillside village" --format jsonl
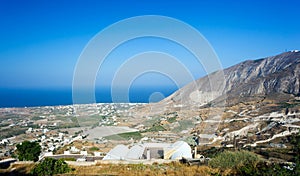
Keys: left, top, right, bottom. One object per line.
{"left": 1, "top": 97, "right": 300, "bottom": 164}
{"left": 0, "top": 103, "right": 197, "bottom": 162}
{"left": 0, "top": 103, "right": 140, "bottom": 160}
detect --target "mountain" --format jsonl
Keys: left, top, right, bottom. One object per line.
{"left": 137, "top": 50, "right": 300, "bottom": 117}
{"left": 133, "top": 50, "right": 300, "bottom": 146}
{"left": 164, "top": 50, "right": 300, "bottom": 108}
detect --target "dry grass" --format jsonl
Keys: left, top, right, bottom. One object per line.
{"left": 0, "top": 161, "right": 249, "bottom": 176}
{"left": 68, "top": 162, "right": 220, "bottom": 176}
{"left": 0, "top": 162, "right": 35, "bottom": 175}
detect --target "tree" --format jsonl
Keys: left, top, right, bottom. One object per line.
{"left": 16, "top": 140, "right": 41, "bottom": 162}
{"left": 31, "top": 157, "right": 71, "bottom": 176}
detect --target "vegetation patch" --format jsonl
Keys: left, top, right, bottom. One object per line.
{"left": 69, "top": 162, "right": 219, "bottom": 176}
{"left": 31, "top": 157, "right": 72, "bottom": 176}
{"left": 89, "top": 146, "right": 100, "bottom": 151}
{"left": 209, "top": 150, "right": 261, "bottom": 170}
{"left": 278, "top": 101, "right": 300, "bottom": 109}
{"left": 167, "top": 116, "right": 177, "bottom": 123}
{"left": 145, "top": 125, "right": 166, "bottom": 132}
{"left": 0, "top": 127, "right": 27, "bottom": 140}
{"left": 16, "top": 141, "right": 41, "bottom": 162}
{"left": 105, "top": 131, "right": 142, "bottom": 140}
{"left": 62, "top": 157, "right": 76, "bottom": 161}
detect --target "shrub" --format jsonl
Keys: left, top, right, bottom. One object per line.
{"left": 209, "top": 150, "right": 261, "bottom": 170}
{"left": 31, "top": 157, "right": 71, "bottom": 176}
{"left": 16, "top": 141, "right": 41, "bottom": 162}
{"left": 90, "top": 146, "right": 99, "bottom": 151}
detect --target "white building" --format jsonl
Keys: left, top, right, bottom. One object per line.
{"left": 103, "top": 141, "right": 192, "bottom": 160}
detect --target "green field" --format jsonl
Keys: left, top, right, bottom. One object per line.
{"left": 104, "top": 131, "right": 142, "bottom": 140}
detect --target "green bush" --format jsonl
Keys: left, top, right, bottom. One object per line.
{"left": 209, "top": 150, "right": 261, "bottom": 170}
{"left": 16, "top": 141, "right": 41, "bottom": 162}
{"left": 89, "top": 146, "right": 99, "bottom": 151}
{"left": 31, "top": 157, "right": 71, "bottom": 176}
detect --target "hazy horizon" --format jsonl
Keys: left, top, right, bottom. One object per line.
{"left": 1, "top": 0, "right": 299, "bottom": 107}
{"left": 0, "top": 85, "right": 179, "bottom": 107}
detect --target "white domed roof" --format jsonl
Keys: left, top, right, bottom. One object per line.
{"left": 170, "top": 141, "right": 192, "bottom": 159}
{"left": 103, "top": 144, "right": 129, "bottom": 160}
{"left": 126, "top": 144, "right": 144, "bottom": 159}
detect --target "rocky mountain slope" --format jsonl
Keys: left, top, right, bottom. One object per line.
{"left": 165, "top": 50, "right": 300, "bottom": 107}
{"left": 133, "top": 50, "right": 300, "bottom": 147}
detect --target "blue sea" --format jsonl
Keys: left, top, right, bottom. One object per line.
{"left": 0, "top": 86, "right": 178, "bottom": 108}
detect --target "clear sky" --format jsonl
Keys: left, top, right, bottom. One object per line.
{"left": 0, "top": 0, "right": 299, "bottom": 90}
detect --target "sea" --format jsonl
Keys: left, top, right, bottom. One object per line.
{"left": 0, "top": 86, "right": 178, "bottom": 108}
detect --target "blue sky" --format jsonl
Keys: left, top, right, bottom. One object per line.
{"left": 0, "top": 0, "right": 299, "bottom": 90}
